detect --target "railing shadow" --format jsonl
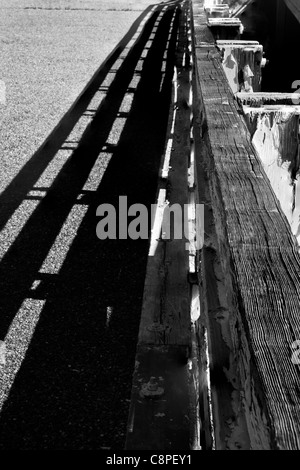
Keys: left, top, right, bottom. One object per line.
{"left": 0, "top": 3, "right": 154, "bottom": 233}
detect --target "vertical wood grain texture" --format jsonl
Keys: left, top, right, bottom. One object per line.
{"left": 193, "top": 0, "right": 300, "bottom": 450}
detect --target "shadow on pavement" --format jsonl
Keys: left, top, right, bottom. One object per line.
{"left": 0, "top": 0, "right": 183, "bottom": 450}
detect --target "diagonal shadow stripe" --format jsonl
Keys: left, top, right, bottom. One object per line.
{"left": 0, "top": 2, "right": 156, "bottom": 233}
{"left": 0, "top": 5, "right": 163, "bottom": 337}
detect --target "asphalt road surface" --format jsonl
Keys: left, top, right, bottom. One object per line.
{"left": 0, "top": 0, "right": 185, "bottom": 449}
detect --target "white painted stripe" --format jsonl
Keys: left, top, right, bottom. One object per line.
{"left": 105, "top": 306, "right": 114, "bottom": 328}
{"left": 149, "top": 189, "right": 167, "bottom": 257}
{"left": 162, "top": 139, "right": 173, "bottom": 179}
{"left": 188, "top": 141, "right": 195, "bottom": 188}
{"left": 187, "top": 192, "right": 197, "bottom": 272}
{"left": 170, "top": 107, "right": 177, "bottom": 135}
{"left": 191, "top": 284, "right": 201, "bottom": 322}
{"left": 173, "top": 66, "right": 178, "bottom": 105}
{"left": 204, "top": 328, "right": 216, "bottom": 450}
